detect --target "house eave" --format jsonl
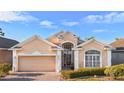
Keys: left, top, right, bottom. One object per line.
{"left": 0, "top": 48, "right": 8, "bottom": 50}
{"left": 8, "top": 48, "right": 22, "bottom": 50}
{"left": 18, "top": 53, "right": 56, "bottom": 56}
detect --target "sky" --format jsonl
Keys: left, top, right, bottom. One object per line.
{"left": 0, "top": 11, "right": 124, "bottom": 43}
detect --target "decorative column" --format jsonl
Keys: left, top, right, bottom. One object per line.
{"left": 107, "top": 49, "right": 112, "bottom": 66}
{"left": 12, "top": 50, "right": 18, "bottom": 72}
{"left": 74, "top": 50, "right": 79, "bottom": 70}
{"left": 56, "top": 50, "right": 62, "bottom": 72}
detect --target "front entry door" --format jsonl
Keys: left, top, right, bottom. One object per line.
{"left": 62, "top": 42, "right": 74, "bottom": 70}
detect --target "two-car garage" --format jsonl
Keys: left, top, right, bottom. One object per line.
{"left": 11, "top": 35, "right": 60, "bottom": 72}
{"left": 18, "top": 56, "right": 56, "bottom": 72}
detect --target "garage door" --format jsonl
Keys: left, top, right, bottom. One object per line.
{"left": 18, "top": 56, "right": 56, "bottom": 72}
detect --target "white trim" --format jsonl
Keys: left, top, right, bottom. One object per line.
{"left": 83, "top": 51, "right": 85, "bottom": 68}
{"left": 61, "top": 41, "right": 76, "bottom": 47}
{"left": 83, "top": 48, "right": 102, "bottom": 68}
{"left": 74, "top": 50, "right": 79, "bottom": 70}
{"left": 18, "top": 53, "right": 56, "bottom": 56}
{"left": 100, "top": 51, "right": 102, "bottom": 68}
{"left": 16, "top": 56, "right": 19, "bottom": 72}
{"left": 8, "top": 48, "right": 22, "bottom": 50}
{"left": 72, "top": 48, "right": 83, "bottom": 51}
{"left": 77, "top": 38, "right": 111, "bottom": 48}
{"left": 56, "top": 50, "right": 62, "bottom": 72}
{"left": 107, "top": 50, "right": 111, "bottom": 66}
{"left": 12, "top": 50, "right": 18, "bottom": 72}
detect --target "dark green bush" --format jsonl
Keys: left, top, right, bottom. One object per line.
{"left": 79, "top": 68, "right": 106, "bottom": 76}
{"left": 61, "top": 68, "right": 106, "bottom": 79}
{"left": 104, "top": 64, "right": 124, "bottom": 79}
{"left": 0, "top": 63, "right": 12, "bottom": 77}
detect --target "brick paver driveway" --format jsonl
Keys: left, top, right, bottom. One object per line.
{"left": 0, "top": 72, "right": 62, "bottom": 81}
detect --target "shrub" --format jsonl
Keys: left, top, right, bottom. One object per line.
{"left": 61, "top": 68, "right": 106, "bottom": 79}
{"left": 0, "top": 63, "right": 12, "bottom": 77}
{"left": 104, "top": 64, "right": 124, "bottom": 79}
{"left": 61, "top": 70, "right": 74, "bottom": 79}
{"left": 79, "top": 68, "right": 106, "bottom": 76}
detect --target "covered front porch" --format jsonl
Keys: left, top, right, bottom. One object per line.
{"left": 55, "top": 42, "right": 79, "bottom": 72}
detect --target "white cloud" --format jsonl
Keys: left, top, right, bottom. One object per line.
{"left": 0, "top": 11, "right": 38, "bottom": 22}
{"left": 40, "top": 20, "right": 57, "bottom": 29}
{"left": 62, "top": 21, "right": 80, "bottom": 26}
{"left": 93, "top": 29, "right": 113, "bottom": 33}
{"left": 85, "top": 12, "right": 124, "bottom": 23}
{"left": 85, "top": 15, "right": 103, "bottom": 23}
{"left": 93, "top": 29, "right": 107, "bottom": 32}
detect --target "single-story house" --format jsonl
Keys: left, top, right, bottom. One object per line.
{"left": 0, "top": 36, "right": 19, "bottom": 64}
{"left": 111, "top": 39, "right": 124, "bottom": 65}
{"left": 9, "top": 31, "right": 112, "bottom": 72}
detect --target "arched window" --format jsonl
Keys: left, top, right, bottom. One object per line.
{"left": 85, "top": 50, "right": 101, "bottom": 67}
{"left": 62, "top": 42, "right": 74, "bottom": 50}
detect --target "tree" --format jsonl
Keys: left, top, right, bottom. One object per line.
{"left": 115, "top": 38, "right": 123, "bottom": 40}
{"left": 0, "top": 28, "right": 5, "bottom": 36}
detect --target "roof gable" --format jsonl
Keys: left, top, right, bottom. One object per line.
{"left": 111, "top": 39, "right": 124, "bottom": 48}
{"left": 77, "top": 38, "right": 111, "bottom": 48}
{"left": 48, "top": 31, "right": 79, "bottom": 40}
{"left": 47, "top": 31, "right": 83, "bottom": 45}
{"left": 11, "top": 35, "right": 60, "bottom": 49}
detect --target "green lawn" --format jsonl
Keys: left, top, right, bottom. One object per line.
{"left": 63, "top": 76, "right": 124, "bottom": 81}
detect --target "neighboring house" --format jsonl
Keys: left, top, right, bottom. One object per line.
{"left": 111, "top": 39, "right": 124, "bottom": 65}
{"left": 10, "top": 31, "right": 112, "bottom": 72}
{"left": 0, "top": 36, "right": 19, "bottom": 64}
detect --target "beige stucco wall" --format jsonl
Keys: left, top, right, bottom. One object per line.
{"left": 16, "top": 38, "right": 57, "bottom": 55}
{"left": 14, "top": 38, "right": 57, "bottom": 72}
{"left": 60, "top": 32, "right": 78, "bottom": 45}
{"left": 78, "top": 40, "right": 108, "bottom": 68}
{"left": 0, "top": 50, "right": 12, "bottom": 64}
{"left": 14, "top": 36, "right": 109, "bottom": 72}
{"left": 48, "top": 32, "right": 78, "bottom": 46}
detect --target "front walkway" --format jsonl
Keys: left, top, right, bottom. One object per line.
{"left": 0, "top": 72, "right": 62, "bottom": 81}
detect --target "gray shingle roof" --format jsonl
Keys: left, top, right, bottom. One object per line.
{"left": 0, "top": 36, "right": 19, "bottom": 48}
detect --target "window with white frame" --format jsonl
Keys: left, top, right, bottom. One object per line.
{"left": 85, "top": 50, "right": 100, "bottom": 67}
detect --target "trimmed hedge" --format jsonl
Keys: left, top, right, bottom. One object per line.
{"left": 61, "top": 68, "right": 106, "bottom": 79}
{"left": 0, "top": 63, "right": 12, "bottom": 77}
{"left": 104, "top": 64, "right": 124, "bottom": 79}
